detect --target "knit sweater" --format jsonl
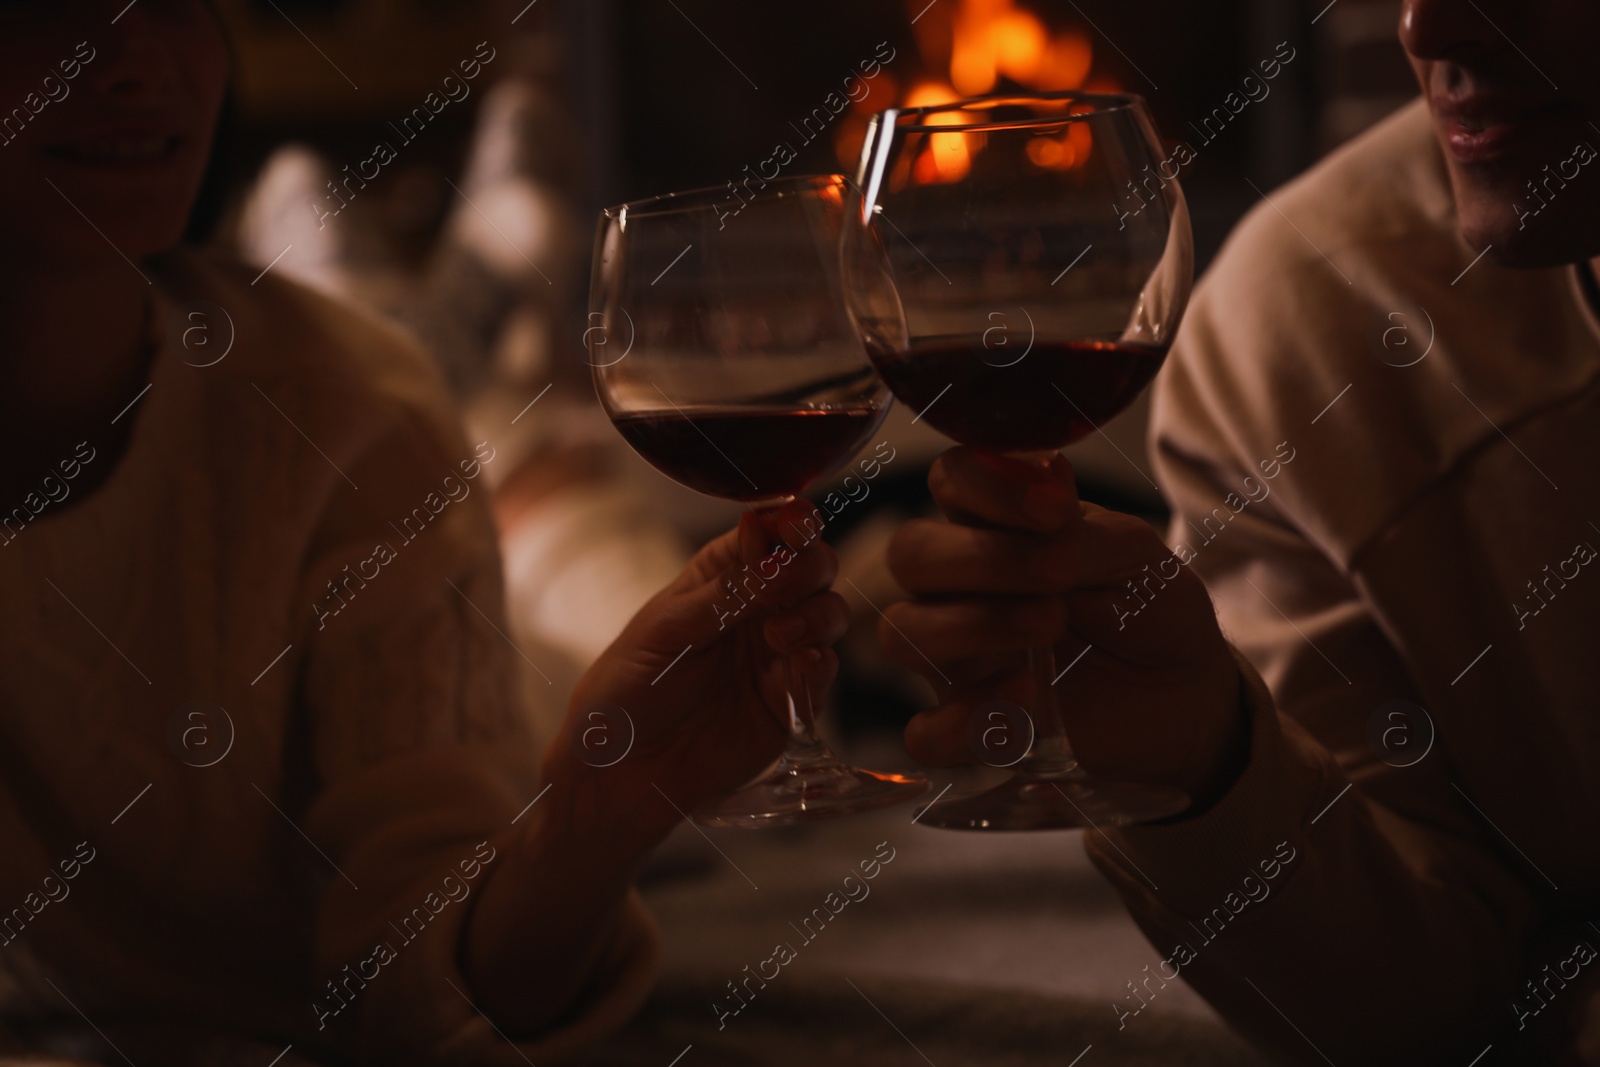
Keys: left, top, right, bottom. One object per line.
{"left": 0, "top": 249, "right": 656, "bottom": 1065}
{"left": 1090, "top": 98, "right": 1600, "bottom": 1063}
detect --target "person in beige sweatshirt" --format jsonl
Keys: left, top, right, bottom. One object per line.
{"left": 881, "top": 1, "right": 1600, "bottom": 1063}
{"left": 0, "top": 5, "right": 848, "bottom": 1064}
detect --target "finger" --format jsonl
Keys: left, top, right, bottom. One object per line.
{"left": 680, "top": 499, "right": 827, "bottom": 586}
{"left": 903, "top": 703, "right": 971, "bottom": 766}
{"left": 888, "top": 503, "right": 1174, "bottom": 597}
{"left": 902, "top": 671, "right": 1032, "bottom": 766}
{"left": 730, "top": 515, "right": 839, "bottom": 610}
{"left": 792, "top": 645, "right": 840, "bottom": 698}
{"left": 752, "top": 499, "right": 829, "bottom": 556}
{"left": 929, "top": 447, "right": 1081, "bottom": 533}
{"left": 1063, "top": 568, "right": 1224, "bottom": 668}
{"left": 879, "top": 596, "right": 1065, "bottom": 667}
{"left": 763, "top": 591, "right": 851, "bottom": 653}
{"left": 924, "top": 650, "right": 1026, "bottom": 688}
{"left": 688, "top": 502, "right": 837, "bottom": 600}
{"left": 887, "top": 519, "right": 1077, "bottom": 596}
{"left": 755, "top": 645, "right": 840, "bottom": 730}
{"left": 647, "top": 508, "right": 838, "bottom": 652}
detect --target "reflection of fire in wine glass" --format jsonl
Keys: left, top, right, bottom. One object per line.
{"left": 589, "top": 174, "right": 928, "bottom": 828}
{"left": 845, "top": 92, "right": 1195, "bottom": 831}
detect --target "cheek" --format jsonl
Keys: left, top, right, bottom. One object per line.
{"left": 1404, "top": 55, "right": 1430, "bottom": 100}
{"left": 0, "top": 60, "right": 44, "bottom": 107}
{"left": 179, "top": 16, "right": 233, "bottom": 130}
{"left": 0, "top": 17, "right": 81, "bottom": 109}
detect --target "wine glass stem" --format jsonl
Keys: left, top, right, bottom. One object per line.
{"left": 784, "top": 654, "right": 825, "bottom": 752}
{"left": 1026, "top": 642, "right": 1075, "bottom": 768}
{"left": 750, "top": 496, "right": 828, "bottom": 756}
{"left": 1012, "top": 450, "right": 1077, "bottom": 772}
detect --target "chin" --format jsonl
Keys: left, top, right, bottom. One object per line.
{"left": 26, "top": 131, "right": 216, "bottom": 262}
{"left": 1451, "top": 172, "right": 1600, "bottom": 269}
{"left": 30, "top": 175, "right": 206, "bottom": 264}
{"left": 124, "top": 222, "right": 195, "bottom": 260}
{"left": 114, "top": 205, "right": 200, "bottom": 258}
{"left": 52, "top": 201, "right": 196, "bottom": 265}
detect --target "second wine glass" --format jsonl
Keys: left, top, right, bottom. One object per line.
{"left": 590, "top": 174, "right": 929, "bottom": 828}
{"left": 844, "top": 91, "right": 1195, "bottom": 831}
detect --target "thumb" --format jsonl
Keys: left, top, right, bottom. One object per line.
{"left": 649, "top": 505, "right": 819, "bottom": 652}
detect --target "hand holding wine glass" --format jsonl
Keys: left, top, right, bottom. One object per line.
{"left": 879, "top": 448, "right": 1249, "bottom": 816}
{"left": 585, "top": 174, "right": 927, "bottom": 828}
{"left": 545, "top": 499, "right": 853, "bottom": 845}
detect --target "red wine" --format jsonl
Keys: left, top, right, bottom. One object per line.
{"left": 870, "top": 338, "right": 1167, "bottom": 452}
{"left": 613, "top": 406, "right": 887, "bottom": 502}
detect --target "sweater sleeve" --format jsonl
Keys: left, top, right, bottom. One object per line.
{"left": 1082, "top": 259, "right": 1542, "bottom": 1064}
{"left": 286, "top": 393, "right": 657, "bottom": 1065}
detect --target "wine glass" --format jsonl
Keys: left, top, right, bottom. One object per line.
{"left": 844, "top": 91, "right": 1195, "bottom": 831}
{"left": 589, "top": 174, "right": 929, "bottom": 828}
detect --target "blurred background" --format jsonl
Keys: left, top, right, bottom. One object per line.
{"left": 203, "top": 0, "right": 1419, "bottom": 725}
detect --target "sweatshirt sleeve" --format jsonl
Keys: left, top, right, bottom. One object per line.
{"left": 1082, "top": 253, "right": 1542, "bottom": 1064}
{"left": 285, "top": 381, "right": 658, "bottom": 1065}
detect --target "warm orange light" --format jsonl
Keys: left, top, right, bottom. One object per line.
{"left": 1025, "top": 135, "right": 1069, "bottom": 169}
{"left": 948, "top": 27, "right": 997, "bottom": 95}
{"left": 838, "top": 1, "right": 1111, "bottom": 177}
{"left": 993, "top": 10, "right": 1047, "bottom": 84}
{"left": 870, "top": 71, "right": 901, "bottom": 109}
{"left": 905, "top": 82, "right": 959, "bottom": 109}
{"left": 1022, "top": 120, "right": 1091, "bottom": 171}
{"left": 903, "top": 84, "right": 974, "bottom": 184}
{"left": 1067, "top": 118, "right": 1093, "bottom": 159}
{"left": 927, "top": 133, "right": 972, "bottom": 181}
{"left": 1038, "top": 34, "right": 1092, "bottom": 91}
{"left": 924, "top": 111, "right": 976, "bottom": 183}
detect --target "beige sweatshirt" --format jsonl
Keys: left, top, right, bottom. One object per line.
{"left": 0, "top": 250, "right": 656, "bottom": 1064}
{"left": 1087, "top": 98, "right": 1600, "bottom": 1063}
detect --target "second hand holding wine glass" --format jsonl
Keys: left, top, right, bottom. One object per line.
{"left": 845, "top": 92, "right": 1196, "bottom": 830}
{"left": 590, "top": 174, "right": 929, "bottom": 828}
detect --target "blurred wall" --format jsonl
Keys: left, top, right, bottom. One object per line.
{"left": 215, "top": 0, "right": 496, "bottom": 119}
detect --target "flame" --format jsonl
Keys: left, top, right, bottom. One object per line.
{"left": 905, "top": 83, "right": 960, "bottom": 109}
{"left": 923, "top": 122, "right": 978, "bottom": 185}
{"left": 904, "top": 83, "right": 973, "bottom": 184}
{"left": 1038, "top": 34, "right": 1093, "bottom": 92}
{"left": 838, "top": 0, "right": 1116, "bottom": 183}
{"left": 995, "top": 12, "right": 1049, "bottom": 84}
{"left": 952, "top": 5, "right": 1049, "bottom": 95}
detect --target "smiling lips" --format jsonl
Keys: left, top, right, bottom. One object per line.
{"left": 1433, "top": 93, "right": 1572, "bottom": 163}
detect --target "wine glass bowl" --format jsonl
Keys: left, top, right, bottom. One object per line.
{"left": 594, "top": 175, "right": 894, "bottom": 502}
{"left": 852, "top": 92, "right": 1192, "bottom": 454}
{"left": 846, "top": 92, "right": 1195, "bottom": 830}
{"left": 589, "top": 174, "right": 929, "bottom": 828}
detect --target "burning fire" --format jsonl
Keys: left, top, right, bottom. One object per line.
{"left": 837, "top": 0, "right": 1119, "bottom": 184}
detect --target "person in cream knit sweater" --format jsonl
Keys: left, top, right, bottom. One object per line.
{"left": 880, "top": 0, "right": 1600, "bottom": 1063}
{"left": 0, "top": 4, "right": 847, "bottom": 1063}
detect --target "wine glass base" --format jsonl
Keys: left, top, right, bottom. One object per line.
{"left": 694, "top": 747, "right": 929, "bottom": 829}
{"left": 916, "top": 770, "right": 1190, "bottom": 831}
